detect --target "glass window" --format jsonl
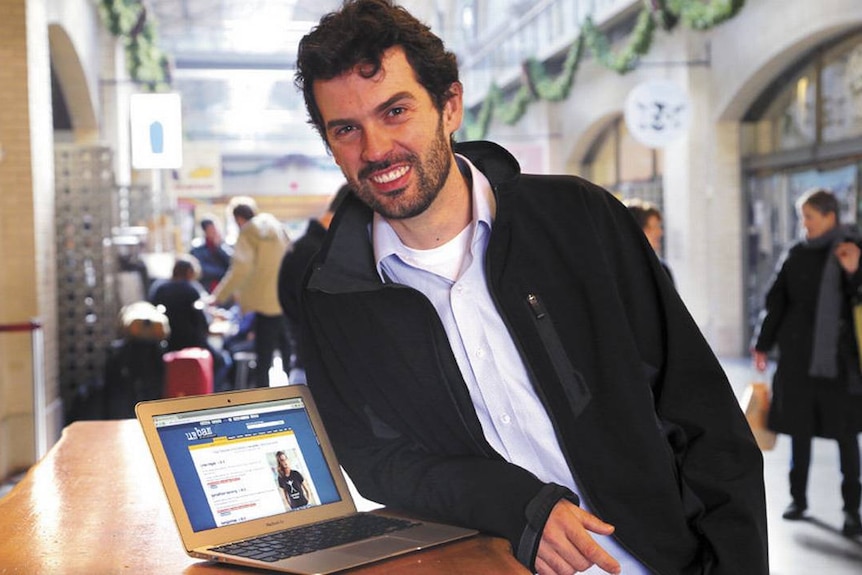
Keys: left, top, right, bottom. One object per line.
{"left": 822, "top": 37, "right": 862, "bottom": 142}
{"left": 761, "top": 65, "right": 817, "bottom": 151}
{"left": 746, "top": 31, "right": 862, "bottom": 153}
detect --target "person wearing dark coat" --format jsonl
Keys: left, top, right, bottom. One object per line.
{"left": 150, "top": 256, "right": 211, "bottom": 352}
{"left": 753, "top": 188, "right": 862, "bottom": 537}
{"left": 294, "top": 3, "right": 768, "bottom": 573}
{"left": 624, "top": 198, "right": 674, "bottom": 285}
{"left": 150, "top": 255, "right": 231, "bottom": 391}
{"left": 277, "top": 185, "right": 351, "bottom": 383}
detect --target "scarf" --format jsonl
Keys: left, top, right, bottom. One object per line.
{"left": 808, "top": 224, "right": 859, "bottom": 378}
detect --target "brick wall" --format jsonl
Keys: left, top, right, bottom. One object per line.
{"left": 0, "top": 0, "right": 59, "bottom": 481}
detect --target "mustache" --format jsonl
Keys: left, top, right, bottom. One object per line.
{"left": 358, "top": 154, "right": 415, "bottom": 181}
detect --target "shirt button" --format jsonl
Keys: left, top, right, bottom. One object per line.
{"left": 475, "top": 348, "right": 485, "bottom": 358}
{"left": 500, "top": 414, "right": 511, "bottom": 424}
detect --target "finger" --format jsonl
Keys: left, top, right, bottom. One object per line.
{"left": 566, "top": 528, "right": 621, "bottom": 574}
{"left": 536, "top": 543, "right": 587, "bottom": 575}
{"left": 574, "top": 508, "right": 616, "bottom": 536}
{"left": 542, "top": 509, "right": 620, "bottom": 574}
{"left": 535, "top": 554, "right": 571, "bottom": 575}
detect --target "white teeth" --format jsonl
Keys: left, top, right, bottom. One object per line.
{"left": 371, "top": 165, "right": 409, "bottom": 184}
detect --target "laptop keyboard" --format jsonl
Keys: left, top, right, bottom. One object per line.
{"left": 213, "top": 513, "right": 421, "bottom": 563}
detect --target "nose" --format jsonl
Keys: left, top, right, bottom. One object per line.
{"left": 360, "top": 126, "right": 392, "bottom": 163}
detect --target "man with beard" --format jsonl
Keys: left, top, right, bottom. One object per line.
{"left": 293, "top": 2, "right": 768, "bottom": 574}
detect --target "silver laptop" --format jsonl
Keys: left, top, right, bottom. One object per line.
{"left": 136, "top": 385, "right": 477, "bottom": 574}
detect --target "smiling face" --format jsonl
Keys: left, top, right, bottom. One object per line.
{"left": 313, "top": 47, "right": 465, "bottom": 230}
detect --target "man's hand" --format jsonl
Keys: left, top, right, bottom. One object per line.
{"left": 835, "top": 241, "right": 861, "bottom": 275}
{"left": 534, "top": 499, "right": 621, "bottom": 575}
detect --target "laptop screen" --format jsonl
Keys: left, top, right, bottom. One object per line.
{"left": 152, "top": 396, "right": 342, "bottom": 532}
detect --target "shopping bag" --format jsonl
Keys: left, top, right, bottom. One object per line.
{"left": 853, "top": 299, "right": 862, "bottom": 373}
{"left": 742, "top": 381, "right": 777, "bottom": 451}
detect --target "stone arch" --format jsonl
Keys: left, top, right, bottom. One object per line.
{"left": 565, "top": 112, "right": 619, "bottom": 175}
{"left": 712, "top": 7, "right": 862, "bottom": 122}
{"left": 48, "top": 24, "right": 97, "bottom": 140}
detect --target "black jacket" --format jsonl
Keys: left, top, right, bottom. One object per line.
{"left": 278, "top": 217, "right": 329, "bottom": 369}
{"left": 753, "top": 239, "right": 862, "bottom": 437}
{"left": 150, "top": 279, "right": 209, "bottom": 352}
{"left": 301, "top": 141, "right": 768, "bottom": 574}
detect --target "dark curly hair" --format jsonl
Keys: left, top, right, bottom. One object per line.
{"left": 295, "top": 0, "right": 459, "bottom": 144}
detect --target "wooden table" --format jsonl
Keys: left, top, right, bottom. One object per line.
{"left": 0, "top": 420, "right": 527, "bottom": 574}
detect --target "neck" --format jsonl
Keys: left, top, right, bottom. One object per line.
{"left": 388, "top": 157, "right": 472, "bottom": 250}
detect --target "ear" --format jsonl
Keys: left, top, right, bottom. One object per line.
{"left": 442, "top": 82, "right": 464, "bottom": 135}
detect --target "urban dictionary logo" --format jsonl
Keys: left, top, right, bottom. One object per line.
{"left": 185, "top": 426, "right": 215, "bottom": 441}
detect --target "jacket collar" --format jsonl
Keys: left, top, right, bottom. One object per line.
{"left": 453, "top": 140, "right": 520, "bottom": 187}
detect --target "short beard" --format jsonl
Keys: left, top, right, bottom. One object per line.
{"left": 348, "top": 117, "right": 452, "bottom": 220}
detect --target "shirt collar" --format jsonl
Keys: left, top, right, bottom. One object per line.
{"left": 372, "top": 154, "right": 495, "bottom": 280}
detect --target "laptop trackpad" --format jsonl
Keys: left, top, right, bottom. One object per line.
{"left": 339, "top": 535, "right": 422, "bottom": 559}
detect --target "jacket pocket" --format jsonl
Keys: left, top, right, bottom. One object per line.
{"left": 525, "top": 293, "right": 592, "bottom": 418}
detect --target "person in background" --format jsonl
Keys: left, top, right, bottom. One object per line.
{"left": 752, "top": 188, "right": 862, "bottom": 537}
{"left": 211, "top": 197, "right": 292, "bottom": 388}
{"left": 190, "top": 217, "right": 233, "bottom": 293}
{"left": 275, "top": 450, "right": 312, "bottom": 510}
{"left": 277, "top": 183, "right": 351, "bottom": 384}
{"left": 624, "top": 198, "right": 674, "bottom": 285}
{"left": 150, "top": 255, "right": 230, "bottom": 391}
{"left": 294, "top": 2, "right": 768, "bottom": 574}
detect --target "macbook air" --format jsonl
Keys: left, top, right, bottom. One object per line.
{"left": 135, "top": 385, "right": 477, "bottom": 574}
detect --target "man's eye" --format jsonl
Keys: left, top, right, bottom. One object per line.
{"left": 334, "top": 125, "right": 355, "bottom": 137}
{"left": 388, "top": 107, "right": 406, "bottom": 117}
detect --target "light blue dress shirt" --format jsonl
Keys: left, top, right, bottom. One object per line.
{"left": 372, "top": 156, "right": 648, "bottom": 574}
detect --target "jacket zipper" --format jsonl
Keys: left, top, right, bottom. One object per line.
{"left": 525, "top": 293, "right": 591, "bottom": 418}
{"left": 522, "top": 291, "right": 661, "bottom": 574}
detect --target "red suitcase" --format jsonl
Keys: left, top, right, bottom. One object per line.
{"left": 162, "top": 347, "right": 214, "bottom": 397}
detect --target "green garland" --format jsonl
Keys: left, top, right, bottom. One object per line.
{"left": 668, "top": 0, "right": 745, "bottom": 30}
{"left": 461, "top": 0, "right": 745, "bottom": 139}
{"left": 581, "top": 8, "right": 655, "bottom": 75}
{"left": 98, "top": 0, "right": 170, "bottom": 91}
{"left": 529, "top": 34, "right": 585, "bottom": 102}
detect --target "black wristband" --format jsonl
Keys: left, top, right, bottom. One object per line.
{"left": 515, "top": 483, "right": 580, "bottom": 571}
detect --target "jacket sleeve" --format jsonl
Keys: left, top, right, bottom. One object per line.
{"left": 301, "top": 306, "right": 570, "bottom": 571}
{"left": 212, "top": 230, "right": 254, "bottom": 305}
{"left": 752, "top": 252, "right": 791, "bottom": 353}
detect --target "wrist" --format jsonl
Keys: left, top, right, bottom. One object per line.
{"left": 515, "top": 483, "right": 579, "bottom": 570}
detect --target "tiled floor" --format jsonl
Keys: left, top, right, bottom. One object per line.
{"left": 1, "top": 357, "right": 860, "bottom": 574}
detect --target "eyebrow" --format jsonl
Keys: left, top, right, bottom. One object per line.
{"left": 324, "top": 91, "right": 416, "bottom": 132}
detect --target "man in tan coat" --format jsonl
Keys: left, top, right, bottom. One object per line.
{"left": 212, "top": 196, "right": 291, "bottom": 387}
